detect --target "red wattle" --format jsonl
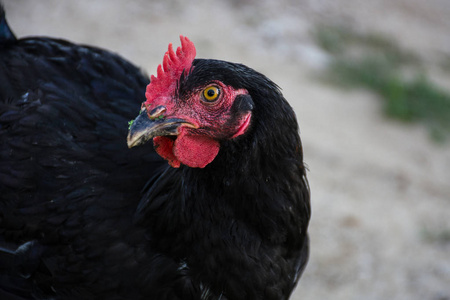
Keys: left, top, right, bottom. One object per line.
{"left": 153, "top": 136, "right": 181, "bottom": 168}
{"left": 153, "top": 134, "right": 220, "bottom": 168}
{"left": 174, "top": 133, "right": 220, "bottom": 168}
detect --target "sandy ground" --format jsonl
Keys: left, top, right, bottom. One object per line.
{"left": 3, "top": 0, "right": 450, "bottom": 299}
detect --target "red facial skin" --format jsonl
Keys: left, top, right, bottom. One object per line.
{"left": 147, "top": 81, "right": 252, "bottom": 168}
{"left": 141, "top": 36, "right": 252, "bottom": 168}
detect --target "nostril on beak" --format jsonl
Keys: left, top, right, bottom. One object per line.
{"left": 147, "top": 105, "right": 167, "bottom": 120}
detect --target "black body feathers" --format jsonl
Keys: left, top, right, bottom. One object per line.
{"left": 0, "top": 8, "right": 310, "bottom": 300}
{"left": 0, "top": 5, "right": 15, "bottom": 43}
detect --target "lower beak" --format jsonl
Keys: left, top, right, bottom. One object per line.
{"left": 127, "top": 110, "right": 193, "bottom": 148}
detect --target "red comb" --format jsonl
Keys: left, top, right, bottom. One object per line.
{"left": 144, "top": 36, "right": 196, "bottom": 106}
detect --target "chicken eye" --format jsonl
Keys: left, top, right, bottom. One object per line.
{"left": 202, "top": 86, "right": 221, "bottom": 102}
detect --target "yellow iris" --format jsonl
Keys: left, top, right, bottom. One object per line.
{"left": 202, "top": 86, "right": 220, "bottom": 102}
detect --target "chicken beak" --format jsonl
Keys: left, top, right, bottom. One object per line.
{"left": 127, "top": 109, "right": 194, "bottom": 148}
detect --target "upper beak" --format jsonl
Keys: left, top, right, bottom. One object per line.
{"left": 127, "top": 108, "right": 195, "bottom": 148}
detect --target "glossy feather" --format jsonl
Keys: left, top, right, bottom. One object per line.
{"left": 0, "top": 7, "right": 310, "bottom": 300}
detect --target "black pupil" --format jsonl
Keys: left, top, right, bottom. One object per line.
{"left": 207, "top": 89, "right": 216, "bottom": 97}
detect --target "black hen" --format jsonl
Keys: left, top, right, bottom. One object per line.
{"left": 0, "top": 7, "right": 310, "bottom": 300}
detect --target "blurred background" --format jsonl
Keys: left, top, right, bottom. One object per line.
{"left": 4, "top": 0, "right": 450, "bottom": 299}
